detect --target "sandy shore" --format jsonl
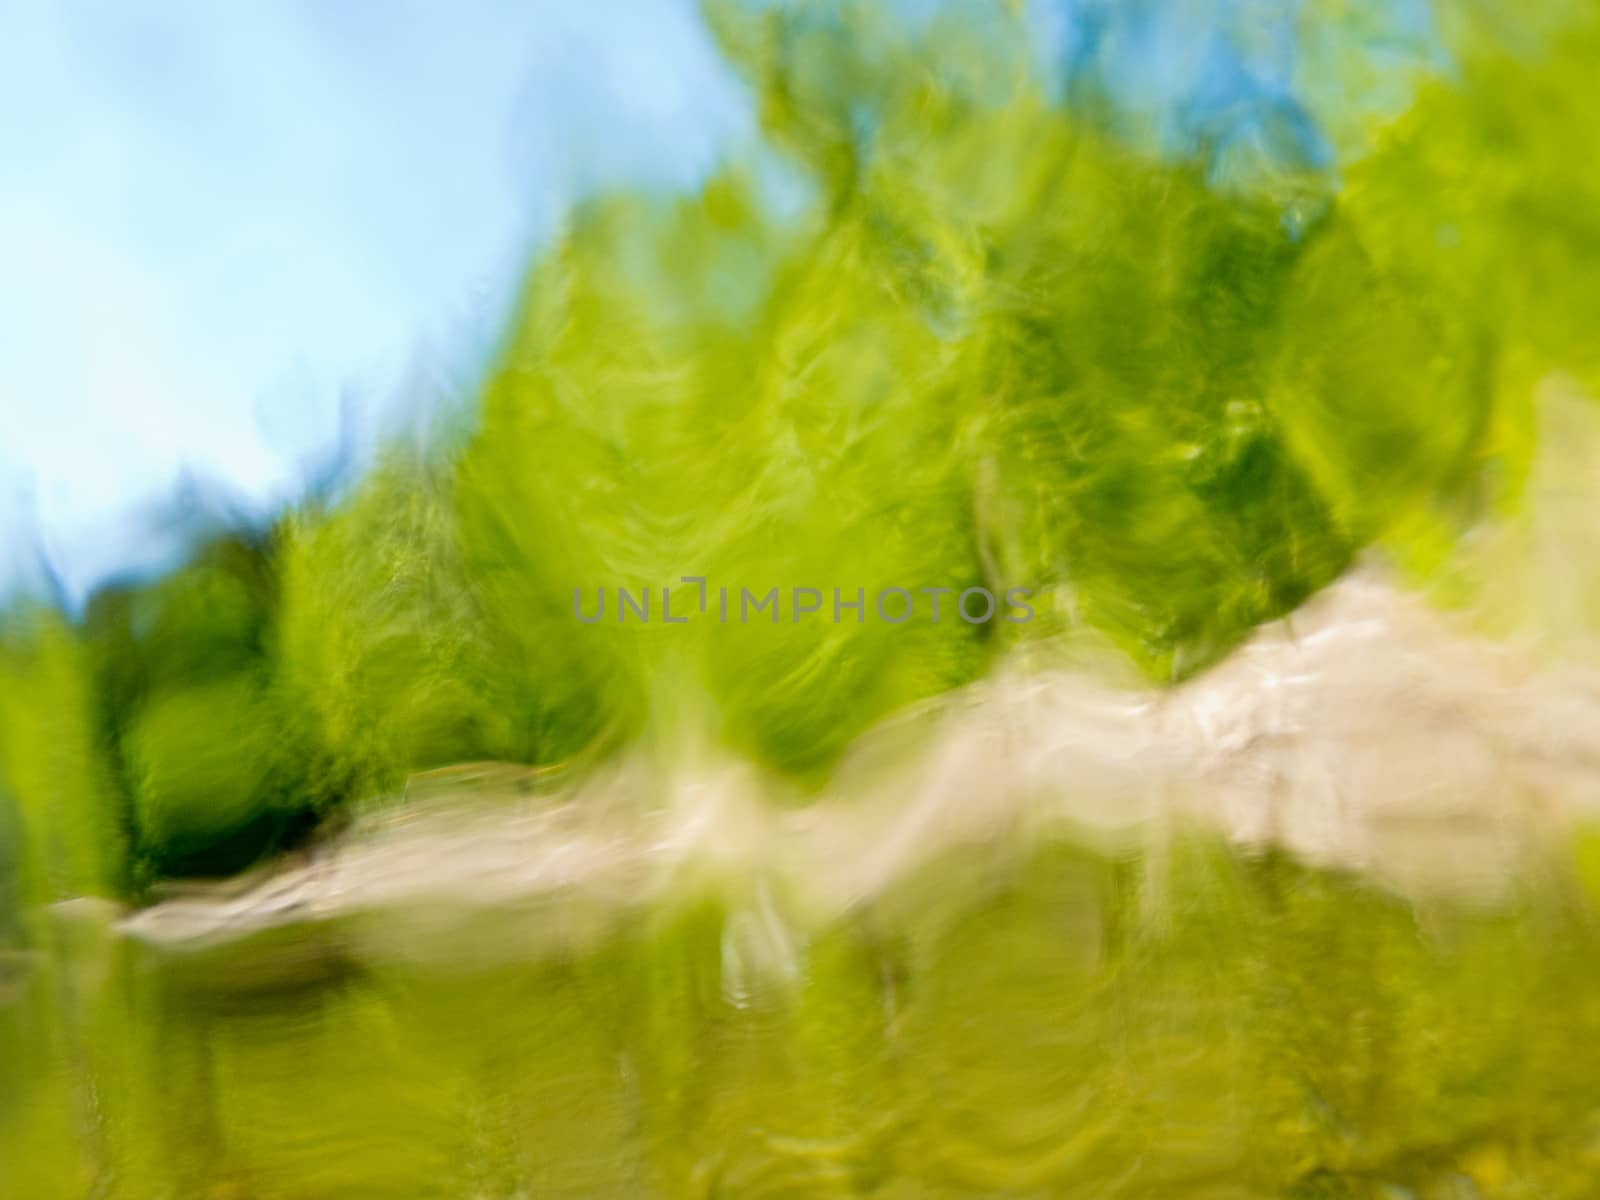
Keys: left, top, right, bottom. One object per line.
{"left": 119, "top": 565, "right": 1600, "bottom": 967}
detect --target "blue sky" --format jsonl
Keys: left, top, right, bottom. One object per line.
{"left": 0, "top": 0, "right": 1443, "bottom": 605}
{"left": 0, "top": 0, "right": 752, "bottom": 602}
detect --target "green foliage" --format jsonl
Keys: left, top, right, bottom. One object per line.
{"left": 276, "top": 450, "right": 537, "bottom": 802}
{"left": 458, "top": 175, "right": 992, "bottom": 774}
{"left": 458, "top": 0, "right": 1595, "bottom": 715}
{"left": 0, "top": 608, "right": 126, "bottom": 906}
{"left": 121, "top": 676, "right": 300, "bottom": 877}
{"left": 71, "top": 534, "right": 316, "bottom": 882}
{"left": 6, "top": 0, "right": 1600, "bottom": 883}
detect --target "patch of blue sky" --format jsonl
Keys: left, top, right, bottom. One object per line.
{"left": 0, "top": 0, "right": 754, "bottom": 606}
{"left": 1026, "top": 0, "right": 1447, "bottom": 183}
